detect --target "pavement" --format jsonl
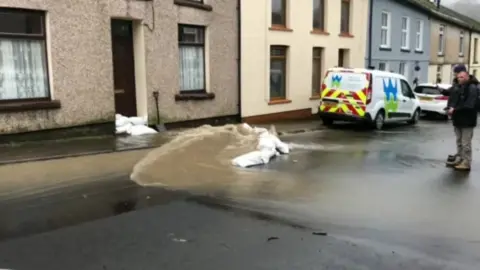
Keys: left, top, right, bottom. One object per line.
{"left": 0, "top": 120, "right": 324, "bottom": 165}
{"left": 1, "top": 119, "right": 480, "bottom": 269}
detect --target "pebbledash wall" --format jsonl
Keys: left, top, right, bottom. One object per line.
{"left": 240, "top": 0, "right": 368, "bottom": 122}
{"left": 0, "top": 0, "right": 238, "bottom": 135}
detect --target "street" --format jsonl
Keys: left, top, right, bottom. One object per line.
{"left": 1, "top": 120, "right": 480, "bottom": 270}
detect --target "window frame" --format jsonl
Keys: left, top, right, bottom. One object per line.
{"left": 340, "top": 0, "right": 351, "bottom": 34}
{"left": 312, "top": 0, "right": 325, "bottom": 31}
{"left": 438, "top": 24, "right": 445, "bottom": 55}
{"left": 401, "top": 16, "right": 410, "bottom": 50}
{"left": 271, "top": 0, "right": 287, "bottom": 28}
{"left": 311, "top": 47, "right": 323, "bottom": 96}
{"left": 459, "top": 31, "right": 464, "bottom": 56}
{"left": 0, "top": 8, "right": 51, "bottom": 103}
{"left": 415, "top": 20, "right": 424, "bottom": 51}
{"left": 178, "top": 24, "right": 207, "bottom": 93}
{"left": 378, "top": 62, "right": 388, "bottom": 71}
{"left": 380, "top": 11, "right": 391, "bottom": 48}
{"left": 474, "top": 38, "right": 479, "bottom": 63}
{"left": 269, "top": 45, "right": 288, "bottom": 101}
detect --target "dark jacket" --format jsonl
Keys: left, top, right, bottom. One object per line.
{"left": 449, "top": 76, "right": 478, "bottom": 127}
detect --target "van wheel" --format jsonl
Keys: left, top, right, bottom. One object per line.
{"left": 373, "top": 110, "right": 385, "bottom": 130}
{"left": 408, "top": 109, "right": 420, "bottom": 125}
{"left": 322, "top": 118, "right": 334, "bottom": 126}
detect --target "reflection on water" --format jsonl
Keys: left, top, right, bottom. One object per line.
{"left": 130, "top": 124, "right": 317, "bottom": 201}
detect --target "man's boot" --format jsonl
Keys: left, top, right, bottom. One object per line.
{"left": 454, "top": 160, "right": 471, "bottom": 171}
{"left": 446, "top": 155, "right": 462, "bottom": 167}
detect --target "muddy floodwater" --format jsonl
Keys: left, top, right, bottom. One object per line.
{"left": 130, "top": 124, "right": 319, "bottom": 200}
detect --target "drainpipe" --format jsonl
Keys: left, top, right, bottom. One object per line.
{"left": 236, "top": 0, "right": 242, "bottom": 123}
{"left": 468, "top": 28, "right": 473, "bottom": 71}
{"left": 367, "top": 0, "right": 374, "bottom": 68}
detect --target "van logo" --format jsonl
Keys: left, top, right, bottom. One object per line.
{"left": 383, "top": 78, "right": 399, "bottom": 113}
{"left": 331, "top": 75, "right": 342, "bottom": 88}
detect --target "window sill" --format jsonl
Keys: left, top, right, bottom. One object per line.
{"left": 0, "top": 100, "right": 61, "bottom": 113}
{"left": 175, "top": 92, "right": 215, "bottom": 101}
{"left": 173, "top": 0, "right": 213, "bottom": 11}
{"left": 438, "top": 53, "right": 445, "bottom": 57}
{"left": 400, "top": 48, "right": 411, "bottom": 52}
{"left": 269, "top": 26, "right": 293, "bottom": 32}
{"left": 268, "top": 99, "right": 291, "bottom": 105}
{"left": 309, "top": 95, "right": 321, "bottom": 100}
{"left": 474, "top": 61, "right": 479, "bottom": 64}
{"left": 338, "top": 33, "right": 354, "bottom": 38}
{"left": 379, "top": 46, "right": 392, "bottom": 51}
{"left": 414, "top": 50, "right": 424, "bottom": 54}
{"left": 310, "top": 29, "right": 329, "bottom": 36}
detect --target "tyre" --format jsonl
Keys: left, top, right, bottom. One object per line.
{"left": 373, "top": 110, "right": 385, "bottom": 130}
{"left": 408, "top": 109, "right": 420, "bottom": 125}
{"left": 322, "top": 118, "right": 334, "bottom": 126}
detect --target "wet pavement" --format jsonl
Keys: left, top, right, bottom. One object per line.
{"left": 1, "top": 119, "right": 480, "bottom": 269}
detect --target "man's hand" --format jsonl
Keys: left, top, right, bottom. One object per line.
{"left": 448, "top": 107, "right": 454, "bottom": 115}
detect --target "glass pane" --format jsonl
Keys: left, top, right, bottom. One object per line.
{"left": 313, "top": 0, "right": 324, "bottom": 29}
{"left": 401, "top": 33, "right": 406, "bottom": 47}
{"left": 379, "top": 63, "right": 386, "bottom": 71}
{"left": 381, "top": 13, "right": 387, "bottom": 27}
{"left": 272, "top": 0, "right": 285, "bottom": 25}
{"left": 0, "top": 38, "right": 49, "bottom": 100}
{"left": 340, "top": 1, "right": 350, "bottom": 33}
{"left": 312, "top": 48, "right": 322, "bottom": 94}
{"left": 271, "top": 47, "right": 286, "bottom": 56}
{"left": 179, "top": 46, "right": 205, "bottom": 91}
{"left": 381, "top": 30, "right": 387, "bottom": 45}
{"left": 401, "top": 18, "right": 407, "bottom": 30}
{"left": 179, "top": 26, "right": 204, "bottom": 44}
{"left": 270, "top": 59, "right": 286, "bottom": 99}
{"left": 416, "top": 20, "right": 421, "bottom": 32}
{"left": 0, "top": 10, "right": 43, "bottom": 35}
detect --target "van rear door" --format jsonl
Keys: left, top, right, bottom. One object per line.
{"left": 321, "top": 70, "right": 370, "bottom": 117}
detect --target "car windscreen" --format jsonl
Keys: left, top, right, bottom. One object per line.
{"left": 414, "top": 86, "right": 446, "bottom": 95}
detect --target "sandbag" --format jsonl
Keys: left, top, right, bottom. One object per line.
{"left": 231, "top": 149, "right": 276, "bottom": 168}
{"left": 116, "top": 122, "right": 132, "bottom": 134}
{"left": 128, "top": 116, "right": 147, "bottom": 126}
{"left": 128, "top": 125, "right": 157, "bottom": 136}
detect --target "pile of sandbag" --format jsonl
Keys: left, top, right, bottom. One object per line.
{"left": 231, "top": 123, "right": 290, "bottom": 168}
{"left": 115, "top": 114, "right": 158, "bottom": 136}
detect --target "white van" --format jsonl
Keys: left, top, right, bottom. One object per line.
{"left": 318, "top": 68, "right": 421, "bottom": 129}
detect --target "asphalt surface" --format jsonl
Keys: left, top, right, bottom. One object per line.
{"left": 1, "top": 119, "right": 480, "bottom": 270}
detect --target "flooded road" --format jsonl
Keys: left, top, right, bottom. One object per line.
{"left": 1, "top": 120, "right": 480, "bottom": 269}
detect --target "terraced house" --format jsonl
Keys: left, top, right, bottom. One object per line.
{"left": 240, "top": 0, "right": 369, "bottom": 123}
{"left": 0, "top": 0, "right": 239, "bottom": 137}
{"left": 366, "top": 0, "right": 430, "bottom": 85}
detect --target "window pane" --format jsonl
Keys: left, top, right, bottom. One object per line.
{"left": 381, "top": 13, "right": 387, "bottom": 27}
{"left": 379, "top": 62, "right": 386, "bottom": 71}
{"left": 0, "top": 39, "right": 49, "bottom": 100}
{"left": 272, "top": 0, "right": 285, "bottom": 26}
{"left": 340, "top": 0, "right": 350, "bottom": 33}
{"left": 179, "top": 26, "right": 204, "bottom": 44}
{"left": 271, "top": 47, "right": 286, "bottom": 57}
{"left": 270, "top": 60, "right": 286, "bottom": 99}
{"left": 312, "top": 48, "right": 322, "bottom": 95}
{"left": 381, "top": 30, "right": 387, "bottom": 45}
{"left": 0, "top": 10, "right": 43, "bottom": 35}
{"left": 401, "top": 18, "right": 407, "bottom": 30}
{"left": 313, "top": 0, "right": 324, "bottom": 29}
{"left": 179, "top": 46, "right": 205, "bottom": 91}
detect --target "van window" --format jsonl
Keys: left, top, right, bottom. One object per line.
{"left": 326, "top": 72, "right": 368, "bottom": 92}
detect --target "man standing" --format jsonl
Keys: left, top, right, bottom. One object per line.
{"left": 445, "top": 65, "right": 478, "bottom": 171}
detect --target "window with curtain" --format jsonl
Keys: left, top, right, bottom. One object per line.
{"left": 340, "top": 0, "right": 351, "bottom": 34}
{"left": 312, "top": 0, "right": 325, "bottom": 31}
{"left": 270, "top": 46, "right": 287, "bottom": 100}
{"left": 178, "top": 24, "right": 205, "bottom": 92}
{"left": 0, "top": 9, "right": 49, "bottom": 101}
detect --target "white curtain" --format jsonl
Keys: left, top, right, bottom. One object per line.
{"left": 0, "top": 38, "right": 49, "bottom": 100}
{"left": 179, "top": 46, "right": 205, "bottom": 91}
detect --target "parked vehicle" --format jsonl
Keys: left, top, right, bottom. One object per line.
{"left": 318, "top": 68, "right": 421, "bottom": 130}
{"left": 413, "top": 83, "right": 452, "bottom": 120}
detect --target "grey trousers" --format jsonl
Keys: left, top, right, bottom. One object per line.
{"left": 454, "top": 127, "right": 474, "bottom": 164}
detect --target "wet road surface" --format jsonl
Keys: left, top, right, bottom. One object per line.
{"left": 1, "top": 120, "right": 480, "bottom": 269}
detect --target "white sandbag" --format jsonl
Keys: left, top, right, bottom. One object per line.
{"left": 257, "top": 135, "right": 276, "bottom": 151}
{"left": 270, "top": 135, "right": 289, "bottom": 154}
{"left": 231, "top": 148, "right": 276, "bottom": 168}
{"left": 128, "top": 125, "right": 157, "bottom": 136}
{"left": 116, "top": 116, "right": 130, "bottom": 127}
{"left": 116, "top": 122, "right": 132, "bottom": 134}
{"left": 128, "top": 116, "right": 147, "bottom": 126}
{"left": 253, "top": 127, "right": 268, "bottom": 134}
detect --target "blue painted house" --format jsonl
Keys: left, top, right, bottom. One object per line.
{"left": 366, "top": 0, "right": 430, "bottom": 85}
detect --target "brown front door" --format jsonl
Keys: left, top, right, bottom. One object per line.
{"left": 111, "top": 19, "right": 137, "bottom": 117}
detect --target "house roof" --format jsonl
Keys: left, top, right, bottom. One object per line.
{"left": 396, "top": 0, "right": 480, "bottom": 32}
